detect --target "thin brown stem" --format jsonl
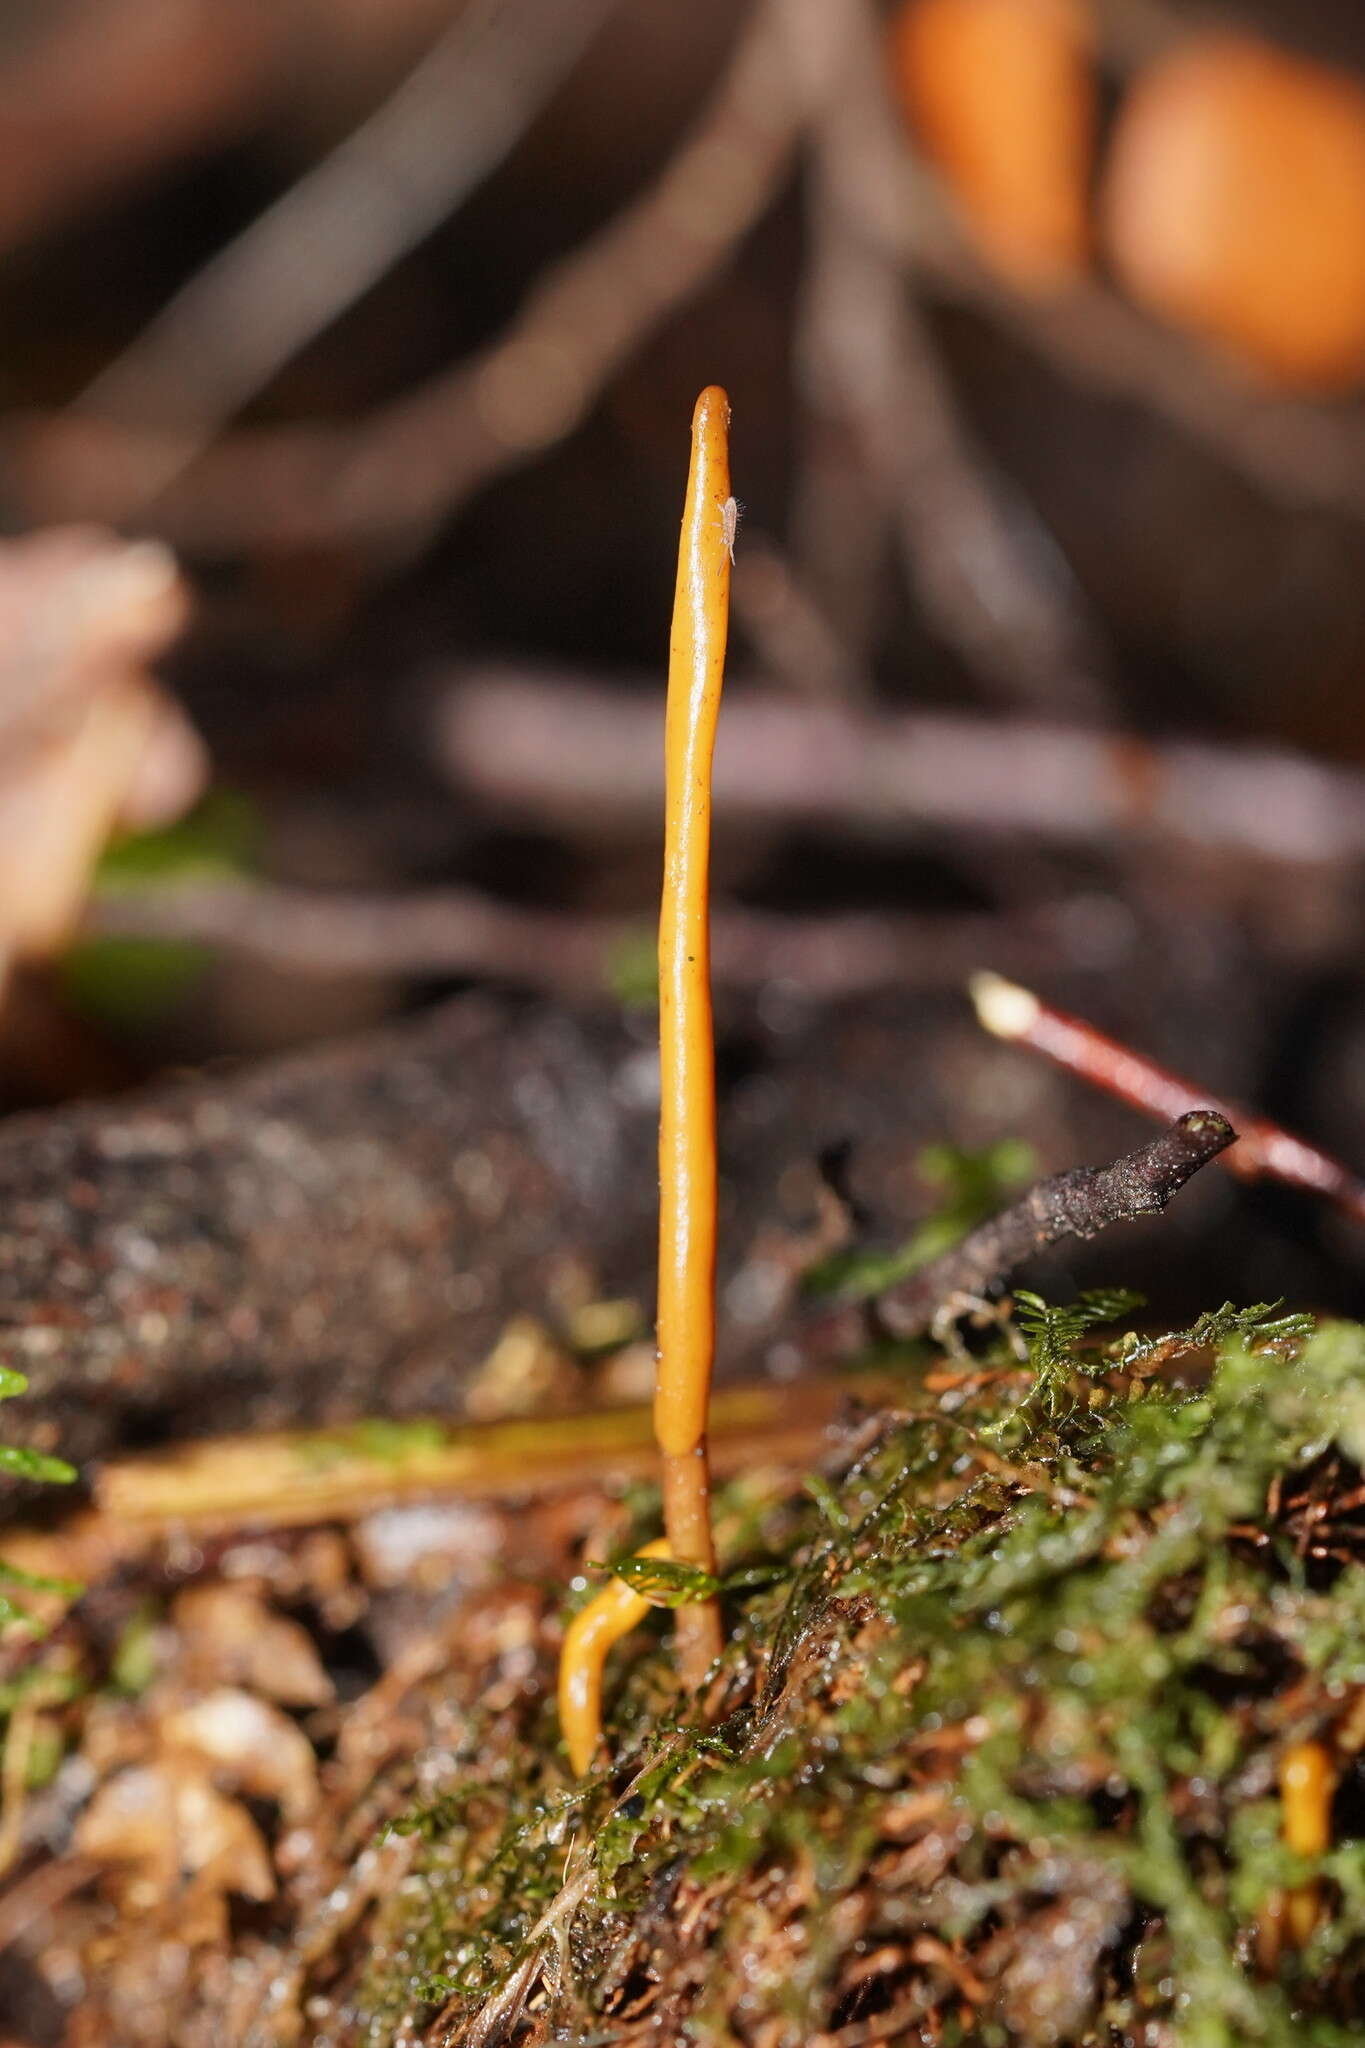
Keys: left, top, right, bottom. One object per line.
{"left": 662, "top": 1446, "right": 719, "bottom": 1580}
{"left": 972, "top": 971, "right": 1365, "bottom": 1226}
{"left": 437, "top": 670, "right": 1365, "bottom": 870}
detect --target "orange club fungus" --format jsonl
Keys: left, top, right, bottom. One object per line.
{"left": 558, "top": 386, "right": 734, "bottom": 1773}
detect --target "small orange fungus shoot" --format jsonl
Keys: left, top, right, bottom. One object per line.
{"left": 655, "top": 384, "right": 731, "bottom": 1688}
{"left": 1280, "top": 1738, "right": 1335, "bottom": 1945}
{"left": 556, "top": 387, "right": 733, "bottom": 1771}
{"left": 888, "top": 0, "right": 1094, "bottom": 290}
{"left": 1103, "top": 36, "right": 1365, "bottom": 389}
{"left": 558, "top": 1540, "right": 671, "bottom": 1777}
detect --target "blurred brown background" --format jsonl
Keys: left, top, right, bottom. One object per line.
{"left": 0, "top": 0, "right": 1363, "bottom": 1305}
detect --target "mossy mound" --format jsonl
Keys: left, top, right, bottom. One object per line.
{"left": 364, "top": 1304, "right": 1365, "bottom": 2046}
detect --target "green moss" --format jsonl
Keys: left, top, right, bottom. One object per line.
{"left": 357, "top": 1304, "right": 1365, "bottom": 2046}
{"left": 0, "top": 1365, "right": 79, "bottom": 1638}
{"left": 294, "top": 1416, "right": 451, "bottom": 1469}
{"left": 63, "top": 790, "right": 258, "bottom": 1026}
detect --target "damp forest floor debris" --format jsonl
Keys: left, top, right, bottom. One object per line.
{"left": 7, "top": 1296, "right": 1365, "bottom": 2044}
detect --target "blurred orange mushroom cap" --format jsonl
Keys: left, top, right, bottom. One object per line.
{"left": 888, "top": 0, "right": 1094, "bottom": 291}
{"left": 1103, "top": 35, "right": 1365, "bottom": 391}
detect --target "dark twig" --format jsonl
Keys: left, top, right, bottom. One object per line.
{"left": 782, "top": 0, "right": 1116, "bottom": 721}
{"left": 923, "top": 255, "right": 1365, "bottom": 527}
{"left": 878, "top": 1110, "right": 1235, "bottom": 1336}
{"left": 85, "top": 877, "right": 1061, "bottom": 996}
{"left": 64, "top": 0, "right": 623, "bottom": 503}
{"left": 436, "top": 669, "right": 1365, "bottom": 869}
{"left": 6, "top": 0, "right": 800, "bottom": 547}
{"left": 971, "top": 971, "right": 1365, "bottom": 1226}
{"left": 0, "top": 996, "right": 663, "bottom": 1480}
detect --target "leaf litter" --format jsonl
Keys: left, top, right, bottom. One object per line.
{"left": 5, "top": 1294, "right": 1365, "bottom": 2045}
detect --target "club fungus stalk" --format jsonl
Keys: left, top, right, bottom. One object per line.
{"left": 558, "top": 1539, "right": 672, "bottom": 1777}
{"left": 655, "top": 384, "right": 732, "bottom": 1687}
{"left": 556, "top": 387, "right": 732, "bottom": 1772}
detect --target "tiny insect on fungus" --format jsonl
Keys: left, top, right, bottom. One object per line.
{"left": 557, "top": 385, "right": 734, "bottom": 1771}
{"left": 718, "top": 496, "right": 741, "bottom": 566}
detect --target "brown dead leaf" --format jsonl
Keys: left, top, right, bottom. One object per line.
{"left": 160, "top": 1688, "right": 319, "bottom": 1821}
{"left": 76, "top": 1756, "right": 275, "bottom": 1938}
{"left": 0, "top": 525, "right": 202, "bottom": 963}
{"left": 171, "top": 1583, "right": 333, "bottom": 1707}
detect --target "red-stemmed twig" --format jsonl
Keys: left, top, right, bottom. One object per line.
{"left": 970, "top": 971, "right": 1365, "bottom": 1227}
